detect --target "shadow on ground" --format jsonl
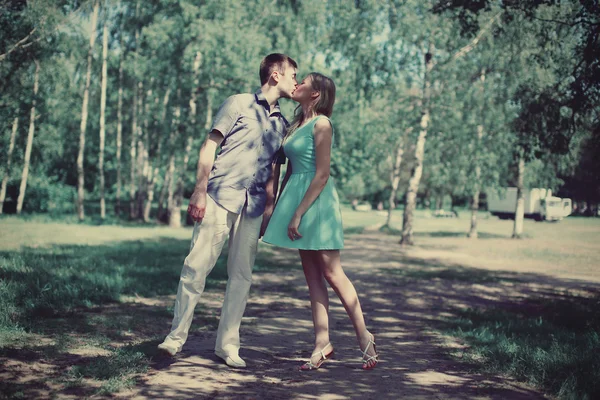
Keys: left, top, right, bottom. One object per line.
{"left": 1, "top": 232, "right": 599, "bottom": 399}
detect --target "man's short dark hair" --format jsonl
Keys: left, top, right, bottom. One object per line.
{"left": 260, "top": 53, "right": 297, "bottom": 85}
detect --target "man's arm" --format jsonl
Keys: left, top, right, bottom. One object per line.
{"left": 260, "top": 162, "right": 281, "bottom": 237}
{"left": 278, "top": 160, "right": 292, "bottom": 202}
{"left": 187, "top": 130, "right": 224, "bottom": 222}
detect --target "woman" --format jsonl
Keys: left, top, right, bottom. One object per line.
{"left": 262, "top": 73, "right": 378, "bottom": 370}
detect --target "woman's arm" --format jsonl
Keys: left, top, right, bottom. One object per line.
{"left": 287, "top": 118, "right": 332, "bottom": 240}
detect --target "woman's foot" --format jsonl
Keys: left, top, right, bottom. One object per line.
{"left": 300, "top": 343, "right": 334, "bottom": 371}
{"left": 359, "top": 332, "right": 378, "bottom": 370}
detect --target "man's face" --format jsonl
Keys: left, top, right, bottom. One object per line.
{"left": 277, "top": 63, "right": 297, "bottom": 99}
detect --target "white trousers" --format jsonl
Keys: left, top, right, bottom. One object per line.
{"left": 163, "top": 195, "right": 261, "bottom": 354}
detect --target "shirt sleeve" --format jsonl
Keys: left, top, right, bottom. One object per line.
{"left": 211, "top": 95, "right": 239, "bottom": 138}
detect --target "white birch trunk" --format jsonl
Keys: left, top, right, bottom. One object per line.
{"left": 469, "top": 69, "right": 486, "bottom": 238}
{"left": 129, "top": 34, "right": 139, "bottom": 219}
{"left": 166, "top": 96, "right": 182, "bottom": 226}
{"left": 468, "top": 127, "right": 483, "bottom": 239}
{"left": 99, "top": 19, "right": 108, "bottom": 220}
{"left": 16, "top": 60, "right": 40, "bottom": 214}
{"left": 136, "top": 80, "right": 149, "bottom": 218}
{"left": 76, "top": 0, "right": 99, "bottom": 221}
{"left": 115, "top": 41, "right": 124, "bottom": 215}
{"left": 401, "top": 44, "right": 433, "bottom": 245}
{"left": 385, "top": 127, "right": 411, "bottom": 227}
{"left": 512, "top": 155, "right": 525, "bottom": 238}
{"left": 0, "top": 117, "right": 18, "bottom": 214}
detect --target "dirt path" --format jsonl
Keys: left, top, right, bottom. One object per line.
{"left": 113, "top": 231, "right": 600, "bottom": 400}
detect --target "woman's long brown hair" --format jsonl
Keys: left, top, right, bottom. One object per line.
{"left": 286, "top": 72, "right": 336, "bottom": 139}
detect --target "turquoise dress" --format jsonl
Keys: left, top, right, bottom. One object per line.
{"left": 262, "top": 115, "right": 344, "bottom": 250}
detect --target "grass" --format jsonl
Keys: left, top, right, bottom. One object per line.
{"left": 440, "top": 296, "right": 600, "bottom": 400}
{"left": 0, "top": 208, "right": 599, "bottom": 398}
{"left": 64, "top": 346, "right": 149, "bottom": 394}
{"left": 0, "top": 232, "right": 227, "bottom": 398}
{"left": 375, "top": 210, "right": 600, "bottom": 400}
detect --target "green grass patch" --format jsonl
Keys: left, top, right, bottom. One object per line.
{"left": 441, "top": 295, "right": 600, "bottom": 400}
{"left": 0, "top": 237, "right": 228, "bottom": 337}
{"left": 64, "top": 346, "right": 149, "bottom": 395}
{"left": 385, "top": 266, "right": 523, "bottom": 284}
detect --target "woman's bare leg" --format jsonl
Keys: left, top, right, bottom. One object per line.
{"left": 299, "top": 250, "right": 331, "bottom": 364}
{"left": 315, "top": 249, "right": 377, "bottom": 368}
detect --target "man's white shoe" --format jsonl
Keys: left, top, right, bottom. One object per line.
{"left": 215, "top": 350, "right": 247, "bottom": 368}
{"left": 157, "top": 342, "right": 180, "bottom": 357}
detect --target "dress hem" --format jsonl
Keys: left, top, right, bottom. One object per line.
{"left": 261, "top": 239, "right": 343, "bottom": 251}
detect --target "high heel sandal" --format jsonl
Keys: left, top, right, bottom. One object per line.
{"left": 360, "top": 333, "right": 378, "bottom": 370}
{"left": 299, "top": 343, "right": 334, "bottom": 371}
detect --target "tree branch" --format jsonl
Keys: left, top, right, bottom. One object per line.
{"left": 0, "top": 3, "right": 85, "bottom": 62}
{"left": 447, "top": 13, "right": 500, "bottom": 64}
{"left": 0, "top": 28, "right": 37, "bottom": 62}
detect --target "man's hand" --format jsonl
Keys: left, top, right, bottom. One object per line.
{"left": 260, "top": 209, "right": 273, "bottom": 238}
{"left": 287, "top": 213, "right": 303, "bottom": 241}
{"left": 187, "top": 190, "right": 207, "bottom": 223}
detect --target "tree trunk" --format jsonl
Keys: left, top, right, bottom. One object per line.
{"left": 468, "top": 163, "right": 482, "bottom": 238}
{"left": 129, "top": 81, "right": 138, "bottom": 219}
{"left": 98, "top": 19, "right": 108, "bottom": 220}
{"left": 512, "top": 155, "right": 525, "bottom": 238}
{"left": 435, "top": 196, "right": 443, "bottom": 211}
{"left": 469, "top": 69, "right": 486, "bottom": 238}
{"left": 165, "top": 91, "right": 182, "bottom": 226}
{"left": 115, "top": 37, "right": 124, "bottom": 215}
{"left": 204, "top": 87, "right": 214, "bottom": 132}
{"left": 166, "top": 154, "right": 179, "bottom": 227}
{"left": 129, "top": 19, "right": 139, "bottom": 219}
{"left": 0, "top": 117, "right": 18, "bottom": 214}
{"left": 156, "top": 166, "right": 171, "bottom": 221}
{"left": 16, "top": 60, "right": 40, "bottom": 214}
{"left": 169, "top": 52, "right": 202, "bottom": 228}
{"left": 143, "top": 167, "right": 157, "bottom": 222}
{"left": 468, "top": 123, "right": 484, "bottom": 238}
{"left": 136, "top": 80, "right": 149, "bottom": 219}
{"left": 400, "top": 44, "right": 433, "bottom": 245}
{"left": 170, "top": 136, "right": 193, "bottom": 227}
{"left": 76, "top": 0, "right": 99, "bottom": 221}
{"left": 143, "top": 87, "right": 170, "bottom": 222}
{"left": 385, "top": 127, "right": 410, "bottom": 227}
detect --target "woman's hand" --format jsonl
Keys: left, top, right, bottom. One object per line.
{"left": 287, "top": 213, "right": 303, "bottom": 241}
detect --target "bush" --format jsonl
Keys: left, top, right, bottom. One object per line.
{"left": 5, "top": 176, "right": 77, "bottom": 214}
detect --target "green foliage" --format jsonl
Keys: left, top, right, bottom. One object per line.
{"left": 0, "top": 0, "right": 598, "bottom": 220}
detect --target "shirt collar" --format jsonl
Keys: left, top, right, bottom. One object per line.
{"left": 254, "top": 90, "right": 281, "bottom": 116}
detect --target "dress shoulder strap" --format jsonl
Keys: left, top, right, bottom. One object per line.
{"left": 313, "top": 115, "right": 334, "bottom": 132}
{"left": 312, "top": 115, "right": 335, "bottom": 147}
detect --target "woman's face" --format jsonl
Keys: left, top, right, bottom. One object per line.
{"left": 292, "top": 75, "right": 316, "bottom": 103}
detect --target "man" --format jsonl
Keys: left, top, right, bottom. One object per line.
{"left": 157, "top": 54, "right": 298, "bottom": 368}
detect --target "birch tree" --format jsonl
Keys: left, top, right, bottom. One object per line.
{"left": 0, "top": 118, "right": 19, "bottom": 214}
{"left": 16, "top": 60, "right": 40, "bottom": 214}
{"left": 115, "top": 34, "right": 124, "bottom": 215}
{"left": 98, "top": 16, "right": 109, "bottom": 220}
{"left": 76, "top": 0, "right": 99, "bottom": 221}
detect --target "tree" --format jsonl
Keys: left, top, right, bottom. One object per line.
{"left": 98, "top": 14, "right": 109, "bottom": 220}
{"left": 0, "top": 117, "right": 18, "bottom": 214}
{"left": 76, "top": 0, "right": 99, "bottom": 221}
{"left": 16, "top": 60, "right": 40, "bottom": 214}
